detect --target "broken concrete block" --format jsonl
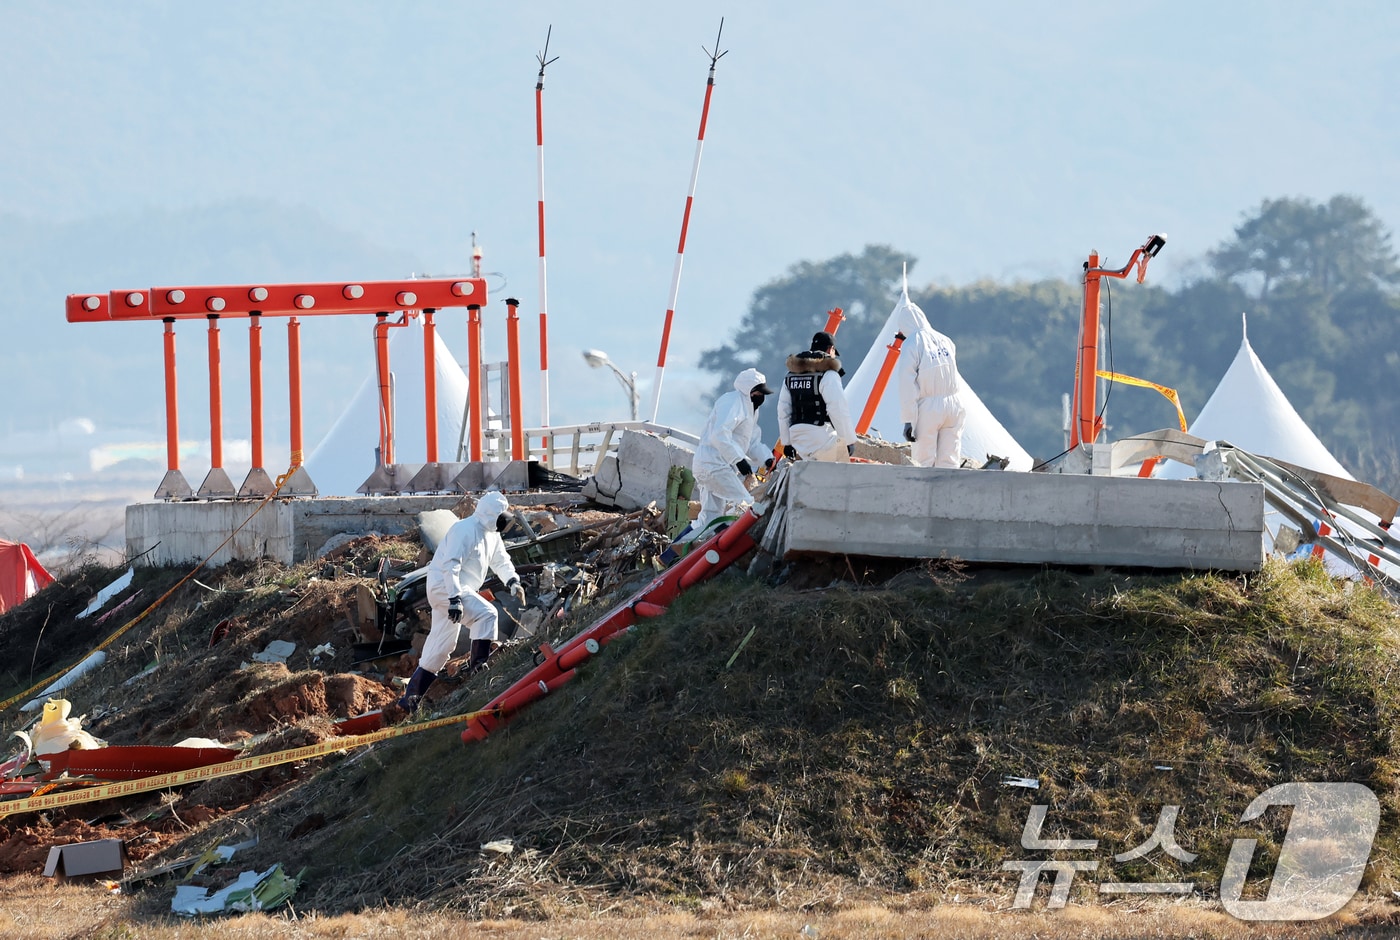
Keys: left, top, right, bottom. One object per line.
{"left": 853, "top": 437, "right": 913, "bottom": 465}
{"left": 583, "top": 431, "right": 695, "bottom": 511}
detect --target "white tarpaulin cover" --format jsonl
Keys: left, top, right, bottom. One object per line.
{"left": 305, "top": 322, "right": 474, "bottom": 496}
{"left": 843, "top": 280, "right": 1034, "bottom": 471}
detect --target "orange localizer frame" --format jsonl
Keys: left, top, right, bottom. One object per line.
{"left": 67, "top": 276, "right": 488, "bottom": 486}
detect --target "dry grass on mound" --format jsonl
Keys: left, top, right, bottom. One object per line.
{"left": 5, "top": 875, "right": 1400, "bottom": 940}
{"left": 118, "top": 555, "right": 1400, "bottom": 922}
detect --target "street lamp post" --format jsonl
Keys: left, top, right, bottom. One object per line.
{"left": 582, "top": 348, "right": 639, "bottom": 421}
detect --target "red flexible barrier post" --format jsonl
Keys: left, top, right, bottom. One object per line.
{"left": 162, "top": 318, "right": 179, "bottom": 472}
{"left": 423, "top": 309, "right": 438, "bottom": 463}
{"left": 463, "top": 509, "right": 761, "bottom": 744}
{"left": 505, "top": 298, "right": 525, "bottom": 460}
{"left": 855, "top": 333, "right": 905, "bottom": 435}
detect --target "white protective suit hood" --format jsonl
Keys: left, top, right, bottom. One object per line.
{"left": 734, "top": 367, "right": 767, "bottom": 396}
{"left": 473, "top": 490, "right": 510, "bottom": 528}
{"left": 893, "top": 287, "right": 933, "bottom": 338}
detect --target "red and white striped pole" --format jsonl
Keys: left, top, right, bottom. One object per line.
{"left": 535, "top": 28, "right": 558, "bottom": 453}
{"left": 649, "top": 19, "right": 727, "bottom": 422}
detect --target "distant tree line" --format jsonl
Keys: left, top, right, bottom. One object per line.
{"left": 700, "top": 195, "right": 1400, "bottom": 493}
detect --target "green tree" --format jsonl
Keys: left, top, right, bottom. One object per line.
{"left": 1208, "top": 195, "right": 1400, "bottom": 300}
{"left": 698, "top": 244, "right": 914, "bottom": 393}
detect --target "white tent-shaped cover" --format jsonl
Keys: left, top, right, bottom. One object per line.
{"left": 306, "top": 323, "right": 474, "bottom": 496}
{"left": 843, "top": 282, "right": 1034, "bottom": 471}
{"left": 1160, "top": 314, "right": 1352, "bottom": 481}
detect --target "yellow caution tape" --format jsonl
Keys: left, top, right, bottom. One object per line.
{"left": 0, "top": 463, "right": 299, "bottom": 715}
{"left": 0, "top": 708, "right": 480, "bottom": 820}
{"left": 1095, "top": 370, "right": 1188, "bottom": 432}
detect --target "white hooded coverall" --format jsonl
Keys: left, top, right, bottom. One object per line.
{"left": 894, "top": 295, "right": 966, "bottom": 469}
{"left": 420, "top": 490, "right": 519, "bottom": 674}
{"left": 680, "top": 367, "right": 772, "bottom": 543}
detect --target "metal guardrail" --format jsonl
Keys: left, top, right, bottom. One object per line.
{"left": 481, "top": 421, "right": 699, "bottom": 479}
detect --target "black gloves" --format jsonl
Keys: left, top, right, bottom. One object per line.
{"left": 764, "top": 456, "right": 777, "bottom": 472}
{"left": 496, "top": 513, "right": 511, "bottom": 533}
{"left": 736, "top": 459, "right": 754, "bottom": 476}
{"left": 783, "top": 444, "right": 798, "bottom": 461}
{"left": 903, "top": 422, "right": 915, "bottom": 442}
{"left": 847, "top": 443, "right": 856, "bottom": 457}
{"left": 447, "top": 596, "right": 463, "bottom": 623}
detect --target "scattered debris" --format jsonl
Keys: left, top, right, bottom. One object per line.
{"left": 24, "top": 698, "right": 106, "bottom": 757}
{"left": 251, "top": 640, "right": 297, "bottom": 665}
{"left": 1000, "top": 776, "right": 1040, "bottom": 789}
{"left": 171, "top": 862, "right": 303, "bottom": 915}
{"left": 76, "top": 568, "right": 133, "bottom": 619}
{"left": 20, "top": 652, "right": 108, "bottom": 711}
{"left": 187, "top": 829, "right": 259, "bottom": 878}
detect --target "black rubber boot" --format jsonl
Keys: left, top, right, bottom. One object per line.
{"left": 396, "top": 666, "right": 437, "bottom": 712}
{"left": 466, "top": 639, "right": 493, "bottom": 675}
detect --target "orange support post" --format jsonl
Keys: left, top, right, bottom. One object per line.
{"left": 374, "top": 314, "right": 391, "bottom": 466}
{"left": 1069, "top": 234, "right": 1166, "bottom": 449}
{"left": 287, "top": 317, "right": 303, "bottom": 467}
{"left": 505, "top": 298, "right": 526, "bottom": 461}
{"left": 856, "top": 332, "right": 905, "bottom": 436}
{"left": 822, "top": 306, "right": 844, "bottom": 336}
{"left": 1072, "top": 251, "right": 1104, "bottom": 449}
{"left": 206, "top": 315, "right": 223, "bottom": 469}
{"left": 248, "top": 313, "right": 264, "bottom": 471}
{"left": 162, "top": 318, "right": 179, "bottom": 471}
{"left": 467, "top": 305, "right": 484, "bottom": 462}
{"left": 423, "top": 309, "right": 438, "bottom": 463}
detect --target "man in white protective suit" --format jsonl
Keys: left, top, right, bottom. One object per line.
{"left": 894, "top": 296, "right": 966, "bottom": 469}
{"left": 396, "top": 490, "right": 526, "bottom": 712}
{"left": 671, "top": 367, "right": 774, "bottom": 550}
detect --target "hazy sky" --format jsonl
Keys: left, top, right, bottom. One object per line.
{"left": 7, "top": 0, "right": 1399, "bottom": 455}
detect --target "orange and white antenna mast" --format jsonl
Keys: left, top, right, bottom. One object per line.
{"left": 648, "top": 19, "right": 727, "bottom": 422}
{"left": 535, "top": 27, "right": 559, "bottom": 432}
